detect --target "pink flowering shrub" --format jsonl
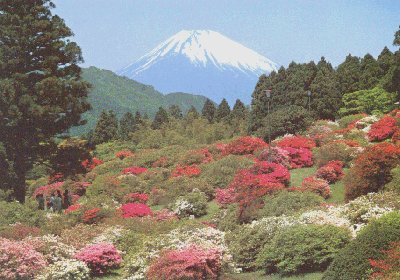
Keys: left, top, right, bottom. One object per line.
{"left": 64, "top": 204, "right": 82, "bottom": 214}
{"left": 316, "top": 160, "right": 344, "bottom": 183}
{"left": 33, "top": 181, "right": 64, "bottom": 198}
{"left": 122, "top": 166, "right": 148, "bottom": 175}
{"left": 152, "top": 156, "right": 170, "bottom": 168}
{"left": 153, "top": 209, "right": 178, "bottom": 222}
{"left": 215, "top": 187, "right": 237, "bottom": 206}
{"left": 0, "top": 238, "right": 47, "bottom": 279}
{"left": 147, "top": 245, "right": 222, "bottom": 280}
{"left": 368, "top": 116, "right": 398, "bottom": 141}
{"left": 74, "top": 243, "right": 121, "bottom": 276}
{"left": 124, "top": 192, "right": 149, "bottom": 203}
{"left": 281, "top": 147, "right": 313, "bottom": 168}
{"left": 301, "top": 176, "right": 331, "bottom": 198}
{"left": 250, "top": 161, "right": 290, "bottom": 186}
{"left": 257, "top": 146, "right": 291, "bottom": 168}
{"left": 0, "top": 223, "right": 41, "bottom": 240}
{"left": 171, "top": 164, "right": 201, "bottom": 177}
{"left": 120, "top": 203, "right": 152, "bottom": 218}
{"left": 115, "top": 150, "right": 134, "bottom": 159}
{"left": 82, "top": 157, "right": 104, "bottom": 171}
{"left": 275, "top": 135, "right": 316, "bottom": 150}
{"left": 222, "top": 136, "right": 268, "bottom": 155}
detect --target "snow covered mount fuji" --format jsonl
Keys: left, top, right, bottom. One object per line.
{"left": 116, "top": 30, "right": 278, "bottom": 104}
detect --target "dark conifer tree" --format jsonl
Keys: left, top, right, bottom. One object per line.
{"left": 377, "top": 47, "right": 394, "bottom": 74}
{"left": 119, "top": 112, "right": 136, "bottom": 140}
{"left": 215, "top": 98, "right": 231, "bottom": 121}
{"left": 186, "top": 106, "right": 200, "bottom": 119}
{"left": 134, "top": 111, "right": 144, "bottom": 126}
{"left": 336, "top": 54, "right": 361, "bottom": 94}
{"left": 231, "top": 99, "right": 247, "bottom": 119}
{"left": 383, "top": 27, "right": 400, "bottom": 95}
{"left": 151, "top": 107, "right": 169, "bottom": 129}
{"left": 201, "top": 99, "right": 216, "bottom": 123}
{"left": 92, "top": 110, "right": 119, "bottom": 144}
{"left": 0, "top": 0, "right": 90, "bottom": 202}
{"left": 168, "top": 105, "right": 183, "bottom": 119}
{"left": 359, "top": 54, "right": 383, "bottom": 90}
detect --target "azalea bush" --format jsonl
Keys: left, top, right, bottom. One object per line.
{"left": 367, "top": 116, "right": 398, "bottom": 141}
{"left": 369, "top": 242, "right": 400, "bottom": 280}
{"left": 281, "top": 147, "right": 313, "bottom": 169}
{"left": 344, "top": 143, "right": 400, "bottom": 200}
{"left": 82, "top": 157, "right": 104, "bottom": 171}
{"left": 181, "top": 148, "right": 213, "bottom": 165}
{"left": 250, "top": 161, "right": 291, "bottom": 186}
{"left": 124, "top": 192, "right": 149, "bottom": 203}
{"left": 82, "top": 208, "right": 103, "bottom": 224}
{"left": 0, "top": 238, "right": 47, "bottom": 279}
{"left": 115, "top": 150, "right": 134, "bottom": 159}
{"left": 37, "top": 259, "right": 90, "bottom": 280}
{"left": 74, "top": 243, "right": 122, "bottom": 276}
{"left": 171, "top": 164, "right": 201, "bottom": 177}
{"left": 275, "top": 135, "right": 316, "bottom": 150}
{"left": 171, "top": 191, "right": 208, "bottom": 218}
{"left": 301, "top": 176, "right": 331, "bottom": 198}
{"left": 33, "top": 181, "right": 64, "bottom": 198}
{"left": 122, "top": 166, "right": 148, "bottom": 175}
{"left": 215, "top": 187, "right": 236, "bottom": 206}
{"left": 316, "top": 160, "right": 345, "bottom": 183}
{"left": 314, "top": 141, "right": 356, "bottom": 167}
{"left": 147, "top": 245, "right": 222, "bottom": 280}
{"left": 257, "top": 146, "right": 291, "bottom": 168}
{"left": 221, "top": 136, "right": 268, "bottom": 155}
{"left": 0, "top": 223, "right": 41, "bottom": 240}
{"left": 120, "top": 203, "right": 152, "bottom": 218}
{"left": 64, "top": 204, "right": 82, "bottom": 214}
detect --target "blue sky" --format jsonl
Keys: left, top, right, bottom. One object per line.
{"left": 53, "top": 0, "right": 400, "bottom": 71}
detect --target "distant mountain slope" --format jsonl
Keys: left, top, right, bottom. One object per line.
{"left": 70, "top": 67, "right": 208, "bottom": 135}
{"left": 117, "top": 30, "right": 278, "bottom": 104}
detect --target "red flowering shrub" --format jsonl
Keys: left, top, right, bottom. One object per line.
{"left": 392, "top": 130, "right": 400, "bottom": 144}
{"left": 171, "top": 164, "right": 201, "bottom": 177}
{"left": 182, "top": 148, "right": 214, "bottom": 165}
{"left": 120, "top": 203, "right": 152, "bottom": 218}
{"left": 281, "top": 147, "right": 313, "bottom": 169}
{"left": 345, "top": 143, "right": 400, "bottom": 200}
{"left": 152, "top": 156, "right": 170, "bottom": 168}
{"left": 82, "top": 208, "right": 102, "bottom": 224}
{"left": 33, "top": 181, "right": 64, "bottom": 198}
{"left": 48, "top": 172, "right": 64, "bottom": 183}
{"left": 301, "top": 176, "right": 331, "bottom": 198}
{"left": 369, "top": 242, "right": 400, "bottom": 280}
{"left": 124, "top": 192, "right": 149, "bottom": 203}
{"left": 82, "top": 157, "right": 104, "bottom": 171}
{"left": 215, "top": 187, "right": 236, "bottom": 206}
{"left": 74, "top": 243, "right": 122, "bottom": 275}
{"left": 368, "top": 116, "right": 398, "bottom": 141}
{"left": 64, "top": 204, "right": 82, "bottom": 214}
{"left": 316, "top": 160, "right": 345, "bottom": 183}
{"left": 154, "top": 209, "right": 178, "bottom": 222}
{"left": 332, "top": 139, "right": 361, "bottom": 147}
{"left": 147, "top": 245, "right": 221, "bottom": 280}
{"left": 257, "top": 147, "right": 291, "bottom": 168}
{"left": 250, "top": 161, "right": 290, "bottom": 186}
{"left": 122, "top": 166, "right": 148, "bottom": 175}
{"left": 71, "top": 194, "right": 81, "bottom": 204}
{"left": 222, "top": 136, "right": 268, "bottom": 155}
{"left": 0, "top": 238, "right": 47, "bottom": 279}
{"left": 115, "top": 150, "right": 134, "bottom": 159}
{"left": 275, "top": 135, "right": 316, "bottom": 150}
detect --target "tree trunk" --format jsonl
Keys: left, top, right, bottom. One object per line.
{"left": 13, "top": 164, "right": 27, "bottom": 203}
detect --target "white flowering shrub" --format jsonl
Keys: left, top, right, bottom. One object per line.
{"left": 36, "top": 259, "right": 90, "bottom": 280}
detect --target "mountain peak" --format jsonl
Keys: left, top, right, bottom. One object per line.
{"left": 116, "top": 30, "right": 278, "bottom": 104}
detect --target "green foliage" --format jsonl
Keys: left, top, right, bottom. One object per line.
{"left": 231, "top": 99, "right": 248, "bottom": 120}
{"left": 336, "top": 54, "right": 361, "bottom": 94}
{"left": 257, "top": 225, "right": 351, "bottom": 275}
{"left": 384, "top": 166, "right": 400, "bottom": 193}
{"left": 359, "top": 54, "right": 384, "bottom": 90}
{"left": 323, "top": 211, "right": 400, "bottom": 280}
{"left": 172, "top": 191, "right": 208, "bottom": 218}
{"left": 168, "top": 105, "right": 183, "bottom": 119}
{"left": 216, "top": 98, "right": 231, "bottom": 122}
{"left": 339, "top": 87, "right": 396, "bottom": 116}
{"left": 119, "top": 112, "right": 136, "bottom": 140}
{"left": 151, "top": 107, "right": 169, "bottom": 129}
{"left": 0, "top": 201, "right": 45, "bottom": 230}
{"left": 313, "top": 142, "right": 354, "bottom": 167}
{"left": 259, "top": 191, "right": 323, "bottom": 218}
{"left": 92, "top": 110, "right": 119, "bottom": 145}
{"left": 0, "top": 0, "right": 90, "bottom": 202}
{"left": 338, "top": 114, "right": 366, "bottom": 128}
{"left": 256, "top": 105, "right": 312, "bottom": 141}
{"left": 200, "top": 155, "right": 254, "bottom": 188}
{"left": 202, "top": 99, "right": 217, "bottom": 123}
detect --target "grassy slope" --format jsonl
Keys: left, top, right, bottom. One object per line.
{"left": 71, "top": 67, "right": 208, "bottom": 135}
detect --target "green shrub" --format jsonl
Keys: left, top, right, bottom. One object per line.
{"left": 170, "top": 191, "right": 208, "bottom": 218}
{"left": 338, "top": 114, "right": 367, "bottom": 128}
{"left": 323, "top": 211, "right": 400, "bottom": 280}
{"left": 0, "top": 201, "right": 45, "bottom": 230}
{"left": 94, "top": 141, "right": 136, "bottom": 161}
{"left": 385, "top": 166, "right": 400, "bottom": 193}
{"left": 314, "top": 142, "right": 354, "bottom": 167}
{"left": 200, "top": 155, "right": 254, "bottom": 188}
{"left": 257, "top": 224, "right": 351, "bottom": 276}
{"left": 217, "top": 204, "right": 240, "bottom": 232}
{"left": 259, "top": 191, "right": 324, "bottom": 218}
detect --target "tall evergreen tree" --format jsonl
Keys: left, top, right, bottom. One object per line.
{"left": 336, "top": 54, "right": 361, "bottom": 94}
{"left": 92, "top": 110, "right": 118, "bottom": 144}
{"left": 231, "top": 99, "right": 247, "bottom": 119}
{"left": 377, "top": 47, "right": 394, "bottom": 74}
{"left": 359, "top": 54, "right": 383, "bottom": 90}
{"left": 201, "top": 99, "right": 216, "bottom": 123}
{"left": 151, "top": 107, "right": 169, "bottom": 129}
{"left": 215, "top": 98, "right": 231, "bottom": 121}
{"left": 134, "top": 111, "right": 144, "bottom": 126}
{"left": 0, "top": 0, "right": 90, "bottom": 202}
{"left": 382, "top": 27, "right": 400, "bottom": 96}
{"left": 168, "top": 105, "right": 183, "bottom": 119}
{"left": 119, "top": 112, "right": 136, "bottom": 140}
{"left": 248, "top": 74, "right": 271, "bottom": 132}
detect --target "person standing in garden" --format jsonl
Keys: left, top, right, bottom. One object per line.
{"left": 54, "top": 191, "right": 63, "bottom": 213}
{"left": 63, "top": 189, "right": 72, "bottom": 209}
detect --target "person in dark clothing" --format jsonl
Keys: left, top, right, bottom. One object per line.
{"left": 36, "top": 194, "right": 45, "bottom": 210}
{"left": 63, "top": 189, "right": 72, "bottom": 209}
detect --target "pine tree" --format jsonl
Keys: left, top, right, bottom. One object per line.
{"left": 119, "top": 112, "right": 136, "bottom": 140}
{"left": 377, "top": 47, "right": 394, "bottom": 74}
{"left": 201, "top": 99, "right": 216, "bottom": 123}
{"left": 151, "top": 107, "right": 169, "bottom": 129}
{"left": 168, "top": 105, "right": 183, "bottom": 119}
{"left": 186, "top": 106, "right": 200, "bottom": 119}
{"left": 231, "top": 99, "right": 247, "bottom": 119}
{"left": 382, "top": 27, "right": 400, "bottom": 95}
{"left": 359, "top": 54, "right": 383, "bottom": 90}
{"left": 135, "top": 111, "right": 144, "bottom": 126}
{"left": 336, "top": 54, "right": 361, "bottom": 94}
{"left": 215, "top": 98, "right": 231, "bottom": 121}
{"left": 92, "top": 110, "right": 119, "bottom": 144}
{"left": 0, "top": 1, "right": 90, "bottom": 202}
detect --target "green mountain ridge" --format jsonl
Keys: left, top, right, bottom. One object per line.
{"left": 70, "top": 67, "right": 209, "bottom": 135}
